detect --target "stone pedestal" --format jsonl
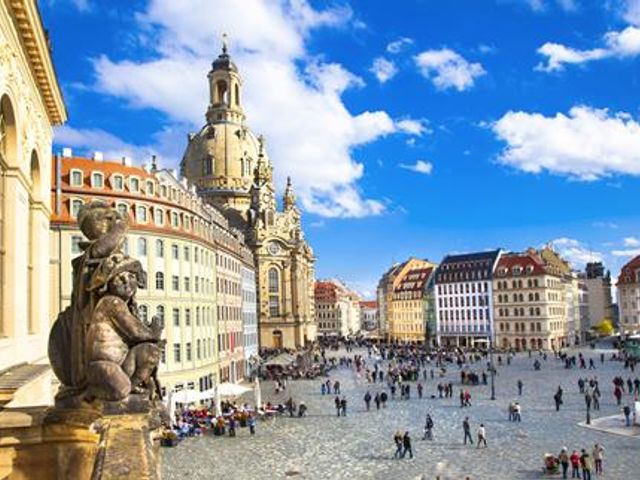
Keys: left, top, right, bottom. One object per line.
{"left": 0, "top": 400, "right": 164, "bottom": 479}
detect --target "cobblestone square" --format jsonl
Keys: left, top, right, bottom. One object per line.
{"left": 162, "top": 347, "right": 640, "bottom": 480}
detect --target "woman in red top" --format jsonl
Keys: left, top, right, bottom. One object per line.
{"left": 570, "top": 450, "right": 581, "bottom": 478}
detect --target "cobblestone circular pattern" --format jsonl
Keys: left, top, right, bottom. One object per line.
{"left": 162, "top": 347, "right": 640, "bottom": 480}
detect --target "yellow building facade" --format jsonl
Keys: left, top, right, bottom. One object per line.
{"left": 493, "top": 248, "right": 570, "bottom": 351}
{"left": 387, "top": 260, "right": 436, "bottom": 343}
{"left": 0, "top": 0, "right": 66, "bottom": 406}
{"left": 181, "top": 45, "right": 316, "bottom": 349}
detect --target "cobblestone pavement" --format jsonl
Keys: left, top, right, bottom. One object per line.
{"left": 162, "top": 347, "right": 640, "bottom": 480}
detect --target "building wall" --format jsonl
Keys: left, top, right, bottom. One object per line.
{"left": 50, "top": 155, "right": 255, "bottom": 392}
{"left": 0, "top": 0, "right": 66, "bottom": 378}
{"left": 494, "top": 273, "right": 567, "bottom": 351}
{"left": 242, "top": 265, "right": 258, "bottom": 377}
{"left": 616, "top": 256, "right": 640, "bottom": 333}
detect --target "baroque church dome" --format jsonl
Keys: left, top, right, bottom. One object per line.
{"left": 181, "top": 42, "right": 269, "bottom": 207}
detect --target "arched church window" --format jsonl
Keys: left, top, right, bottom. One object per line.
{"left": 268, "top": 267, "right": 280, "bottom": 317}
{"left": 216, "top": 80, "right": 228, "bottom": 105}
{"left": 235, "top": 84, "right": 240, "bottom": 107}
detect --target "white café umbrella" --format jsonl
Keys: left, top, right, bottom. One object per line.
{"left": 254, "top": 377, "right": 262, "bottom": 410}
{"left": 172, "top": 389, "right": 202, "bottom": 404}
{"left": 217, "top": 382, "right": 252, "bottom": 397}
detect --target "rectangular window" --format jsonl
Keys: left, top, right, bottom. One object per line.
{"left": 186, "top": 343, "right": 192, "bottom": 362}
{"left": 173, "top": 343, "right": 181, "bottom": 363}
{"left": 172, "top": 308, "right": 180, "bottom": 327}
{"left": 171, "top": 244, "right": 179, "bottom": 260}
{"left": 184, "top": 277, "right": 190, "bottom": 292}
{"left": 71, "top": 235, "right": 83, "bottom": 255}
{"left": 185, "top": 309, "right": 191, "bottom": 326}
{"left": 70, "top": 199, "right": 83, "bottom": 218}
{"left": 172, "top": 275, "right": 179, "bottom": 291}
{"left": 184, "top": 247, "right": 190, "bottom": 261}
{"left": 136, "top": 206, "right": 147, "bottom": 223}
{"left": 116, "top": 203, "right": 128, "bottom": 218}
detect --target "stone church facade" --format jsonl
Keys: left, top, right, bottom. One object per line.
{"left": 181, "top": 44, "right": 316, "bottom": 349}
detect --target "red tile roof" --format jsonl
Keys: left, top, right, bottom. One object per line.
{"left": 618, "top": 255, "right": 640, "bottom": 285}
{"left": 359, "top": 301, "right": 377, "bottom": 309}
{"left": 495, "top": 251, "right": 546, "bottom": 278}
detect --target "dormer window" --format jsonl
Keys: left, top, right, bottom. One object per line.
{"left": 70, "top": 169, "right": 83, "bottom": 187}
{"left": 513, "top": 266, "right": 522, "bottom": 276}
{"left": 526, "top": 265, "right": 534, "bottom": 275}
{"left": 91, "top": 172, "right": 104, "bottom": 188}
{"left": 161, "top": 185, "right": 168, "bottom": 198}
{"left": 112, "top": 174, "right": 124, "bottom": 190}
{"left": 146, "top": 180, "right": 155, "bottom": 196}
{"left": 129, "top": 177, "right": 140, "bottom": 192}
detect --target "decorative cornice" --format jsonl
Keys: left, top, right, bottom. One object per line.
{"left": 9, "top": 0, "right": 67, "bottom": 125}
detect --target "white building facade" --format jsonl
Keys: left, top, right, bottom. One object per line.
{"left": 242, "top": 264, "right": 258, "bottom": 377}
{"left": 434, "top": 250, "right": 502, "bottom": 347}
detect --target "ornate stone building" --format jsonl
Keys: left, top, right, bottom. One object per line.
{"left": 617, "top": 255, "right": 640, "bottom": 334}
{"left": 49, "top": 153, "right": 254, "bottom": 391}
{"left": 0, "top": 0, "right": 66, "bottom": 406}
{"left": 181, "top": 44, "right": 315, "bottom": 349}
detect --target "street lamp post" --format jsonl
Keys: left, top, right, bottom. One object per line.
{"left": 489, "top": 326, "right": 496, "bottom": 401}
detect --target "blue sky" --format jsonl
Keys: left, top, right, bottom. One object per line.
{"left": 41, "top": 0, "right": 640, "bottom": 298}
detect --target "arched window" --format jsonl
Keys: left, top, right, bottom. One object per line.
{"left": 155, "top": 272, "right": 165, "bottom": 290}
{"left": 156, "top": 239, "right": 164, "bottom": 257}
{"left": 216, "top": 80, "right": 228, "bottom": 105}
{"left": 268, "top": 267, "right": 280, "bottom": 317}
{"left": 137, "top": 238, "right": 147, "bottom": 256}
{"left": 235, "top": 83, "right": 240, "bottom": 106}
{"left": 70, "top": 199, "right": 84, "bottom": 218}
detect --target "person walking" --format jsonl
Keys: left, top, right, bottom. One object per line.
{"left": 592, "top": 443, "right": 604, "bottom": 474}
{"left": 476, "top": 424, "right": 487, "bottom": 448}
{"left": 401, "top": 431, "right": 413, "bottom": 459}
{"left": 462, "top": 417, "right": 473, "bottom": 445}
{"left": 559, "top": 447, "right": 570, "bottom": 479}
{"left": 417, "top": 382, "right": 423, "bottom": 399}
{"left": 393, "top": 430, "right": 403, "bottom": 459}
{"left": 248, "top": 414, "right": 257, "bottom": 435}
{"left": 570, "top": 450, "right": 581, "bottom": 478}
{"left": 623, "top": 404, "right": 631, "bottom": 426}
{"left": 554, "top": 386, "right": 563, "bottom": 411}
{"left": 340, "top": 396, "right": 347, "bottom": 417}
{"left": 423, "top": 414, "right": 434, "bottom": 440}
{"left": 517, "top": 379, "right": 523, "bottom": 396}
{"left": 364, "top": 391, "right": 371, "bottom": 411}
{"left": 335, "top": 396, "right": 341, "bottom": 417}
{"left": 374, "top": 392, "right": 381, "bottom": 410}
{"left": 513, "top": 402, "right": 521, "bottom": 422}
{"left": 580, "top": 449, "right": 592, "bottom": 480}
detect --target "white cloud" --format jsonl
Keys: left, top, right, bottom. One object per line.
{"left": 536, "top": 25, "right": 640, "bottom": 72}
{"left": 369, "top": 57, "right": 398, "bottom": 83}
{"left": 396, "top": 119, "right": 431, "bottom": 136}
{"left": 493, "top": 105, "right": 640, "bottom": 180}
{"left": 414, "top": 48, "right": 486, "bottom": 91}
{"left": 624, "top": 236, "right": 640, "bottom": 247}
{"left": 622, "top": 0, "right": 640, "bottom": 26}
{"left": 386, "top": 37, "right": 413, "bottom": 54}
{"left": 592, "top": 221, "right": 619, "bottom": 229}
{"left": 522, "top": 0, "right": 578, "bottom": 12}
{"left": 86, "top": 0, "right": 421, "bottom": 218}
{"left": 399, "top": 160, "right": 433, "bottom": 175}
{"left": 550, "top": 238, "right": 603, "bottom": 268}
{"left": 612, "top": 248, "right": 640, "bottom": 257}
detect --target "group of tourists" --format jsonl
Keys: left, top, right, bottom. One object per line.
{"left": 546, "top": 443, "right": 605, "bottom": 480}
